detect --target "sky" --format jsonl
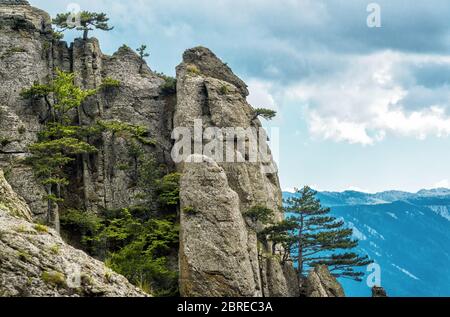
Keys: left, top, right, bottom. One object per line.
{"left": 30, "top": 0, "right": 450, "bottom": 193}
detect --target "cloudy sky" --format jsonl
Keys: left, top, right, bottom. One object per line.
{"left": 31, "top": 0, "right": 450, "bottom": 193}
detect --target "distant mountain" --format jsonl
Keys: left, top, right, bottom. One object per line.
{"left": 283, "top": 188, "right": 450, "bottom": 297}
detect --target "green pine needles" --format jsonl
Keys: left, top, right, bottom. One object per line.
{"left": 251, "top": 186, "right": 373, "bottom": 282}
{"left": 284, "top": 186, "right": 372, "bottom": 281}
{"left": 22, "top": 70, "right": 97, "bottom": 224}
{"left": 53, "top": 11, "right": 113, "bottom": 40}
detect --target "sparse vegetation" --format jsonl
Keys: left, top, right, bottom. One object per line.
{"left": 34, "top": 224, "right": 49, "bottom": 234}
{"left": 158, "top": 73, "right": 177, "bottom": 95}
{"left": 49, "top": 244, "right": 61, "bottom": 255}
{"left": 1, "top": 47, "right": 27, "bottom": 59}
{"left": 17, "top": 251, "right": 31, "bottom": 262}
{"left": 136, "top": 45, "right": 150, "bottom": 73}
{"left": 186, "top": 64, "right": 201, "bottom": 75}
{"left": 252, "top": 108, "right": 277, "bottom": 121}
{"left": 53, "top": 11, "right": 113, "bottom": 40}
{"left": 182, "top": 206, "right": 198, "bottom": 215}
{"left": 41, "top": 271, "right": 66, "bottom": 288}
{"left": 220, "top": 85, "right": 230, "bottom": 95}
{"left": 100, "top": 77, "right": 121, "bottom": 90}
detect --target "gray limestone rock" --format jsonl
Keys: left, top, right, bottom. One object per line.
{"left": 0, "top": 169, "right": 147, "bottom": 297}
{"left": 305, "top": 265, "right": 345, "bottom": 297}
{"left": 0, "top": 1, "right": 30, "bottom": 6}
{"left": 175, "top": 47, "right": 298, "bottom": 297}
{"left": 179, "top": 155, "right": 260, "bottom": 297}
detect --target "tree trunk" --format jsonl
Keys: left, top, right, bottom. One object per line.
{"left": 83, "top": 29, "right": 89, "bottom": 41}
{"left": 297, "top": 215, "right": 304, "bottom": 278}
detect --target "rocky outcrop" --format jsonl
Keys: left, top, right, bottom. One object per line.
{"left": 176, "top": 47, "right": 297, "bottom": 297}
{"left": 66, "top": 38, "right": 174, "bottom": 213}
{"left": 372, "top": 286, "right": 388, "bottom": 297}
{"left": 0, "top": 170, "right": 31, "bottom": 221}
{"left": 179, "top": 155, "right": 260, "bottom": 297}
{"left": 0, "top": 3, "right": 338, "bottom": 298}
{"left": 0, "top": 1, "right": 30, "bottom": 6}
{"left": 0, "top": 3, "right": 175, "bottom": 222}
{"left": 0, "top": 169, "right": 147, "bottom": 297}
{"left": 305, "top": 265, "right": 345, "bottom": 297}
{"left": 0, "top": 3, "right": 52, "bottom": 221}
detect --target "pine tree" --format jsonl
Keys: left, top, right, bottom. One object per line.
{"left": 252, "top": 108, "right": 277, "bottom": 121}
{"left": 21, "top": 70, "right": 98, "bottom": 231}
{"left": 136, "top": 45, "right": 150, "bottom": 73}
{"left": 284, "top": 186, "right": 373, "bottom": 281}
{"left": 53, "top": 11, "right": 113, "bottom": 40}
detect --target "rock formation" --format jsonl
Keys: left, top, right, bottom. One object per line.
{"left": 0, "top": 169, "right": 146, "bottom": 297}
{"left": 0, "top": 2, "right": 174, "bottom": 226}
{"left": 305, "top": 265, "right": 346, "bottom": 297}
{"left": 0, "top": 2, "right": 344, "bottom": 297}
{"left": 372, "top": 286, "right": 388, "bottom": 297}
{"left": 176, "top": 47, "right": 298, "bottom": 297}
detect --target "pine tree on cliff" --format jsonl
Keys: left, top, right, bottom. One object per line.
{"left": 136, "top": 45, "right": 150, "bottom": 73}
{"left": 53, "top": 11, "right": 113, "bottom": 40}
{"left": 284, "top": 186, "right": 373, "bottom": 281}
{"left": 21, "top": 70, "right": 98, "bottom": 231}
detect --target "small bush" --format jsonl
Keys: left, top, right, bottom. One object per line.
{"left": 158, "top": 73, "right": 177, "bottom": 95}
{"left": 49, "top": 244, "right": 60, "bottom": 255}
{"left": 220, "top": 85, "right": 230, "bottom": 95}
{"left": 34, "top": 224, "right": 49, "bottom": 234}
{"left": 156, "top": 173, "right": 181, "bottom": 207}
{"left": 60, "top": 209, "right": 102, "bottom": 236}
{"left": 182, "top": 206, "right": 198, "bottom": 215}
{"left": 15, "top": 224, "right": 29, "bottom": 234}
{"left": 41, "top": 271, "right": 66, "bottom": 288}
{"left": 186, "top": 64, "right": 200, "bottom": 75}
{"left": 100, "top": 77, "right": 121, "bottom": 90}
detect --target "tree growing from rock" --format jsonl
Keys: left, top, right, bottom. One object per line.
{"left": 252, "top": 108, "right": 277, "bottom": 121}
{"left": 21, "top": 70, "right": 98, "bottom": 231}
{"left": 53, "top": 11, "right": 113, "bottom": 40}
{"left": 136, "top": 45, "right": 150, "bottom": 73}
{"left": 283, "top": 186, "right": 373, "bottom": 281}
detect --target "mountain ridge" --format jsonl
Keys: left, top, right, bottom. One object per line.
{"left": 283, "top": 188, "right": 450, "bottom": 297}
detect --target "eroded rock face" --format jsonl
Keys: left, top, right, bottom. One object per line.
{"left": 179, "top": 155, "right": 260, "bottom": 297}
{"left": 67, "top": 39, "right": 174, "bottom": 213}
{"left": 176, "top": 47, "right": 298, "bottom": 297}
{"left": 0, "top": 4, "right": 175, "bottom": 221}
{"left": 0, "top": 170, "right": 147, "bottom": 297}
{"left": 305, "top": 265, "right": 345, "bottom": 298}
{"left": 0, "top": 1, "right": 30, "bottom": 5}
{"left": 0, "top": 170, "right": 31, "bottom": 221}
{"left": 0, "top": 3, "right": 52, "bottom": 221}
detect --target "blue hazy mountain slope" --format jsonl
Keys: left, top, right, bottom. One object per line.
{"left": 283, "top": 189, "right": 450, "bottom": 297}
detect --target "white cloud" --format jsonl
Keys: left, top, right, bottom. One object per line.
{"left": 433, "top": 179, "right": 450, "bottom": 188}
{"left": 285, "top": 51, "right": 450, "bottom": 145}
{"left": 247, "top": 79, "right": 278, "bottom": 112}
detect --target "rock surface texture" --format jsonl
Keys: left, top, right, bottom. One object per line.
{"left": 305, "top": 265, "right": 346, "bottom": 297}
{"left": 0, "top": 4, "right": 174, "bottom": 224}
{"left": 0, "top": 169, "right": 147, "bottom": 297}
{"left": 176, "top": 47, "right": 298, "bottom": 297}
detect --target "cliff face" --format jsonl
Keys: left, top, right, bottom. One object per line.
{"left": 175, "top": 47, "right": 298, "bottom": 297}
{"left": 0, "top": 2, "right": 300, "bottom": 297}
{"left": 0, "top": 3, "right": 175, "bottom": 226}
